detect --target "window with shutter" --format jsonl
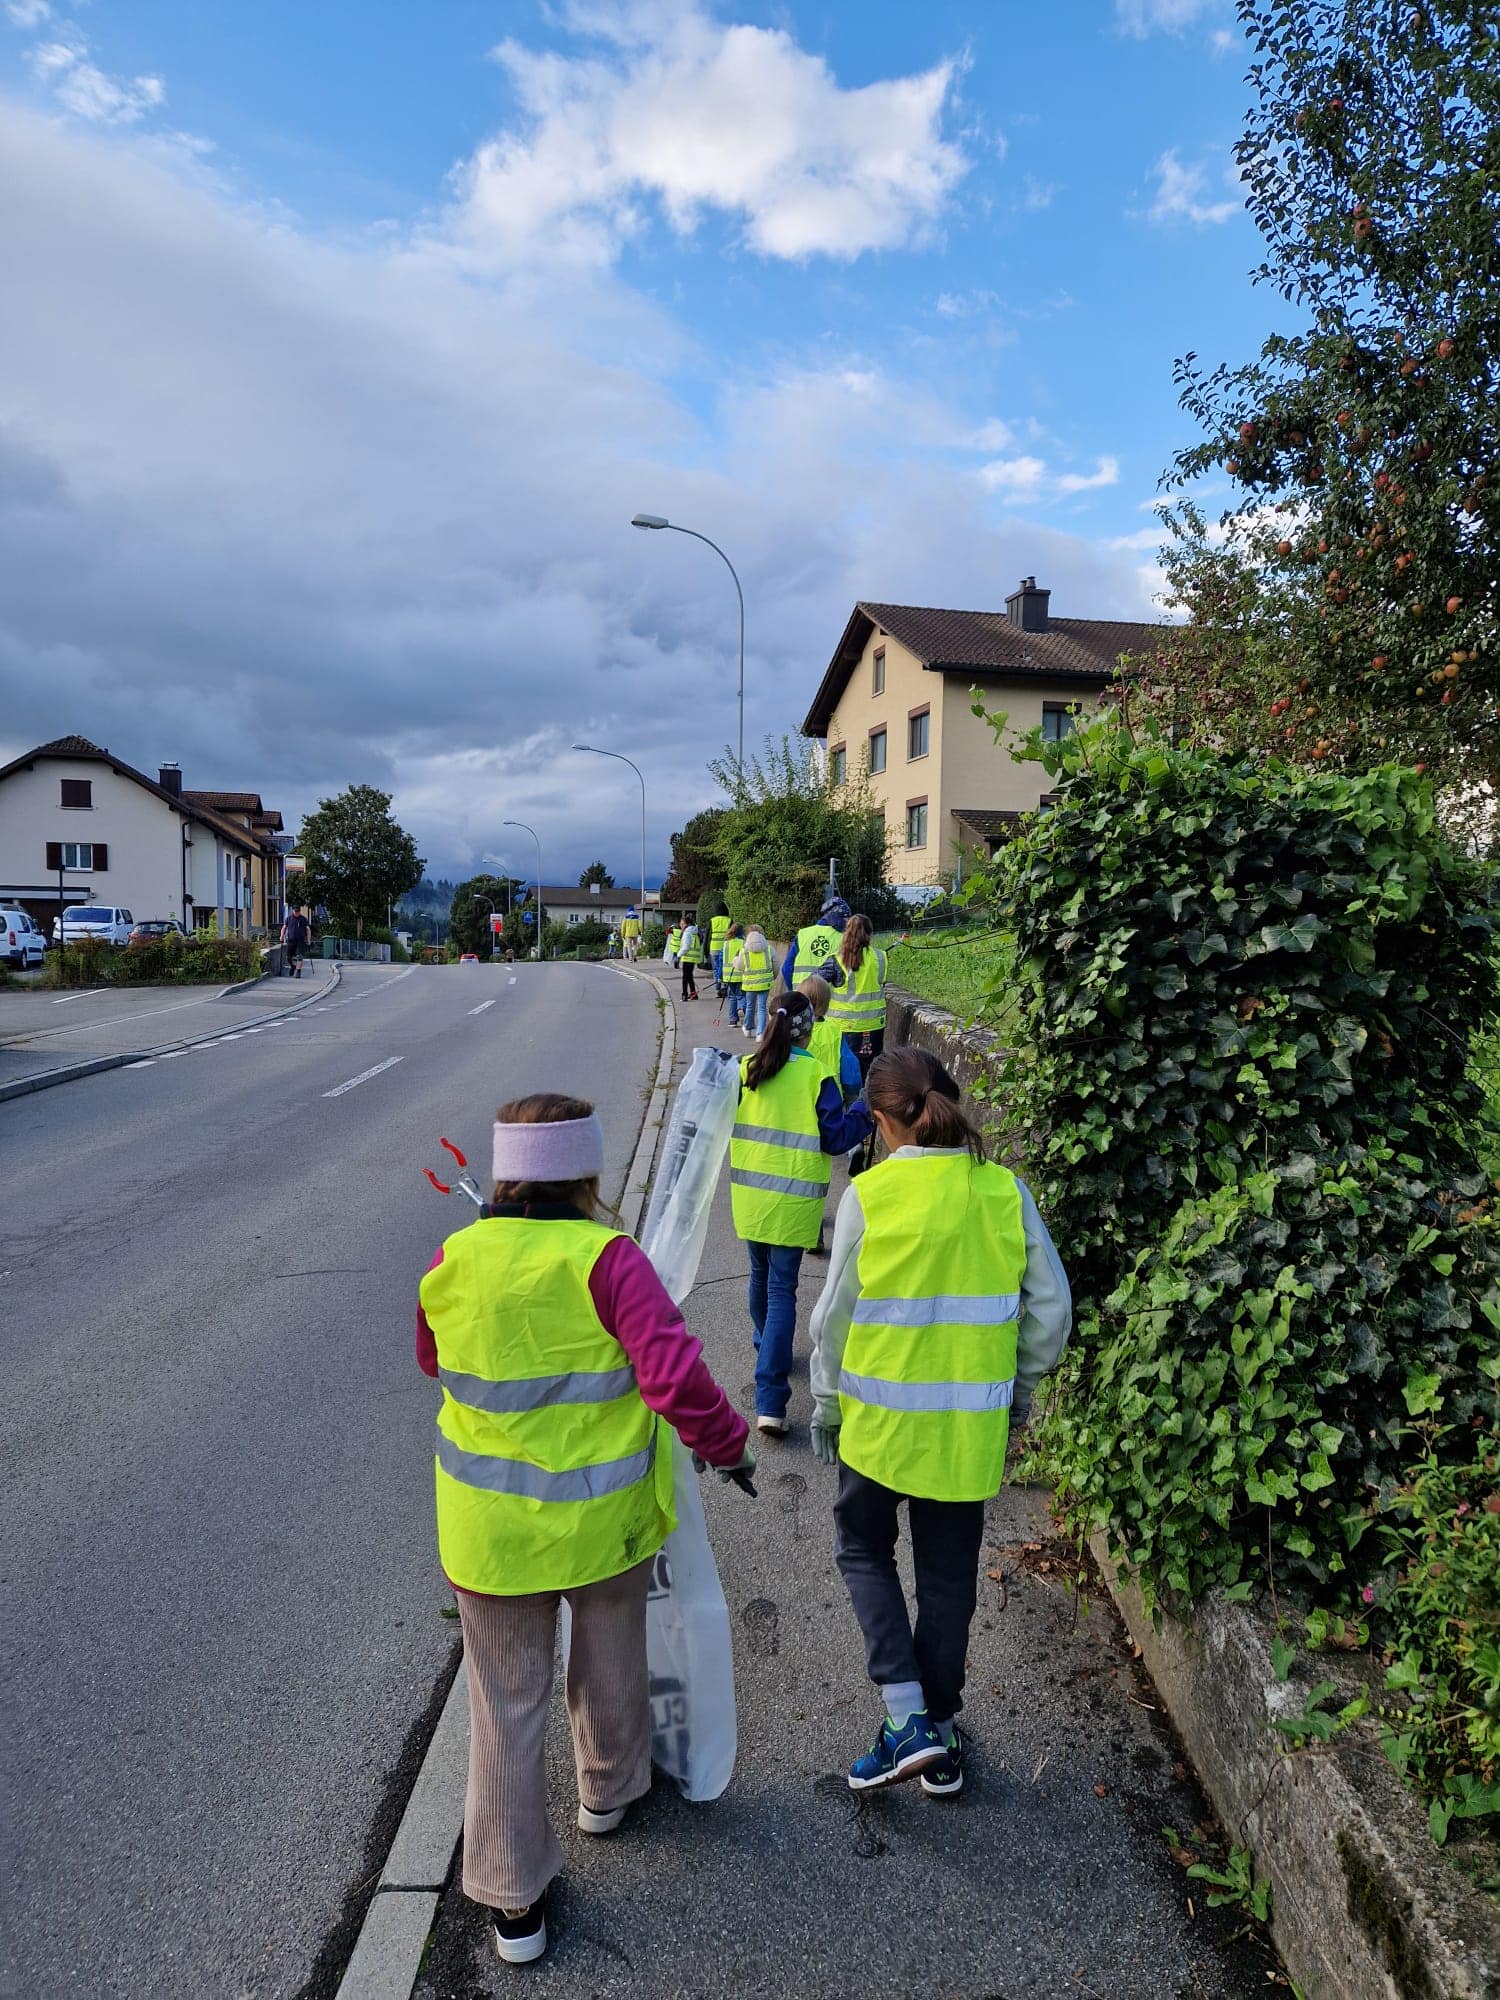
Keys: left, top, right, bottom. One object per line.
{"left": 93, "top": 843, "right": 109, "bottom": 871}
{"left": 60, "top": 778, "right": 92, "bottom": 809}
{"left": 46, "top": 841, "right": 62, "bottom": 871}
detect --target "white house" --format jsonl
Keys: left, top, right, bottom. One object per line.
{"left": 0, "top": 735, "right": 282, "bottom": 936}
{"left": 536, "top": 884, "right": 647, "bottom": 928}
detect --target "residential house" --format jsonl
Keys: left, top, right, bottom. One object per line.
{"left": 536, "top": 884, "right": 648, "bottom": 928}
{"left": 182, "top": 790, "right": 287, "bottom": 932}
{"left": 0, "top": 736, "right": 285, "bottom": 936}
{"left": 802, "top": 577, "right": 1166, "bottom": 886}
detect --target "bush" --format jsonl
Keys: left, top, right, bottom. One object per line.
{"left": 642, "top": 922, "right": 666, "bottom": 957}
{"left": 50, "top": 931, "right": 262, "bottom": 986}
{"left": 981, "top": 722, "right": 1499, "bottom": 1602}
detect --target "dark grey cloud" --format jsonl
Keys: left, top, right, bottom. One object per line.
{"left": 0, "top": 106, "right": 1159, "bottom": 884}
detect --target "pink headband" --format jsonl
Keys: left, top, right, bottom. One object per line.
{"left": 492, "top": 1113, "right": 604, "bottom": 1183}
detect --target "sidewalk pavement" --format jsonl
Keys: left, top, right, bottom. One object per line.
{"left": 411, "top": 971, "right": 1288, "bottom": 2000}
{"left": 0, "top": 965, "right": 339, "bottom": 1094}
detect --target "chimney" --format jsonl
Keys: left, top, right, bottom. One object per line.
{"left": 589, "top": 882, "right": 600, "bottom": 894}
{"left": 159, "top": 761, "right": 183, "bottom": 797}
{"left": 1005, "top": 575, "right": 1050, "bottom": 633}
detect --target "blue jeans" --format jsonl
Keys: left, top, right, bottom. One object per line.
{"left": 747, "top": 1242, "right": 804, "bottom": 1418}
{"left": 726, "top": 985, "right": 744, "bottom": 1027}
{"left": 744, "top": 989, "right": 768, "bottom": 1037}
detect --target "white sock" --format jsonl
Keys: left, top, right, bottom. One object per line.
{"left": 880, "top": 1680, "right": 926, "bottom": 1728}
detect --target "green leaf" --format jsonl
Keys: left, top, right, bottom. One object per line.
{"left": 1402, "top": 1370, "right": 1442, "bottom": 1416}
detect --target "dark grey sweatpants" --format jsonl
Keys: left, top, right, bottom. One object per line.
{"left": 833, "top": 1461, "right": 986, "bottom": 1725}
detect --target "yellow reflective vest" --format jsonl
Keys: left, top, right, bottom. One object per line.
{"left": 729, "top": 1051, "right": 830, "bottom": 1249}
{"left": 723, "top": 940, "right": 745, "bottom": 987}
{"left": 838, "top": 1153, "right": 1028, "bottom": 1501}
{"left": 666, "top": 927, "right": 683, "bottom": 957}
{"left": 739, "top": 943, "right": 774, "bottom": 993}
{"left": 827, "top": 947, "right": 887, "bottom": 1036}
{"left": 709, "top": 914, "right": 731, "bottom": 957}
{"left": 808, "top": 1017, "right": 845, "bottom": 1083}
{"left": 420, "top": 1216, "right": 675, "bottom": 1593}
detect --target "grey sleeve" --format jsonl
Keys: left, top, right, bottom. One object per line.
{"left": 808, "top": 1185, "right": 865, "bottom": 1426}
{"left": 1012, "top": 1179, "right": 1072, "bottom": 1421}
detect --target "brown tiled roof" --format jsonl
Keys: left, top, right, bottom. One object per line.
{"left": 802, "top": 599, "right": 1172, "bottom": 736}
{"left": 952, "top": 806, "right": 1026, "bottom": 837}
{"left": 184, "top": 789, "right": 263, "bottom": 813}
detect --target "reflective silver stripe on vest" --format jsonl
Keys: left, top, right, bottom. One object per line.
{"left": 730, "top": 1165, "right": 827, "bottom": 1200}
{"left": 436, "top": 1429, "right": 656, "bottom": 1503}
{"left": 850, "top": 1293, "right": 1020, "bottom": 1327}
{"left": 734, "top": 1121, "right": 821, "bottom": 1152}
{"left": 440, "top": 1364, "right": 638, "bottom": 1414}
{"left": 839, "top": 1369, "right": 1015, "bottom": 1413}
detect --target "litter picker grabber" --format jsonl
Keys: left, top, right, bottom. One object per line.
{"left": 421, "top": 1136, "right": 483, "bottom": 1207}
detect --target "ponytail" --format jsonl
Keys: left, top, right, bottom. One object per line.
{"left": 839, "top": 913, "right": 873, "bottom": 973}
{"left": 745, "top": 992, "right": 814, "bottom": 1090}
{"left": 866, "top": 1047, "right": 985, "bottom": 1161}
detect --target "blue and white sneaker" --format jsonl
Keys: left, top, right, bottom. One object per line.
{"left": 847, "top": 1710, "right": 947, "bottom": 1791}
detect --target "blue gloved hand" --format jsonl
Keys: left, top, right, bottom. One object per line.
{"left": 811, "top": 1422, "right": 840, "bottom": 1466}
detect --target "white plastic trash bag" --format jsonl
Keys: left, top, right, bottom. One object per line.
{"left": 639, "top": 1046, "right": 739, "bottom": 1306}
{"left": 643, "top": 1433, "right": 738, "bottom": 1800}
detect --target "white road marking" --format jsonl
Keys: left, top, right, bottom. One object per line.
{"left": 126, "top": 1060, "right": 156, "bottom": 1069}
{"left": 468, "top": 999, "right": 497, "bottom": 1016}
{"left": 323, "top": 1055, "right": 403, "bottom": 1099}
{"left": 508, "top": 977, "right": 517, "bottom": 986}
{"left": 51, "top": 990, "right": 105, "bottom": 1005}
{"left": 158, "top": 1050, "right": 187, "bottom": 1060}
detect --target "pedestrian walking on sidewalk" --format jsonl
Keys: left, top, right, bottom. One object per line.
{"left": 279, "top": 907, "right": 308, "bottom": 977}
{"left": 729, "top": 992, "right": 871, "bottom": 1435}
{"left": 826, "top": 914, "right": 888, "bottom": 1084}
{"left": 721, "top": 923, "right": 745, "bottom": 1029}
{"left": 678, "top": 920, "right": 703, "bottom": 1000}
{"left": 808, "top": 1048, "right": 1071, "bottom": 1797}
{"left": 416, "top": 1093, "right": 754, "bottom": 1967}
{"left": 737, "top": 924, "right": 774, "bottom": 1038}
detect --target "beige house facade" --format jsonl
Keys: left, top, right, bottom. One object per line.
{"left": 803, "top": 579, "right": 1165, "bottom": 887}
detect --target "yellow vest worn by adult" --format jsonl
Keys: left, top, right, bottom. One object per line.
{"left": 709, "top": 914, "right": 731, "bottom": 956}
{"left": 667, "top": 927, "right": 683, "bottom": 956}
{"left": 827, "top": 946, "right": 888, "bottom": 1036}
{"left": 739, "top": 943, "right": 773, "bottom": 993}
{"left": 838, "top": 1153, "right": 1028, "bottom": 1502}
{"left": 729, "top": 1050, "right": 830, "bottom": 1249}
{"left": 420, "top": 1216, "right": 674, "bottom": 1593}
{"left": 620, "top": 916, "right": 640, "bottom": 939}
{"left": 793, "top": 922, "right": 843, "bottom": 980}
{"left": 808, "top": 1017, "right": 845, "bottom": 1083}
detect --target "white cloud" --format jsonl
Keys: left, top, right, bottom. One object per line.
{"left": 1114, "top": 0, "right": 1218, "bottom": 34}
{"left": 979, "top": 455, "right": 1048, "bottom": 497}
{"left": 1210, "top": 27, "right": 1236, "bottom": 53}
{"left": 1109, "top": 525, "right": 1169, "bottom": 551}
{"left": 450, "top": 4, "right": 969, "bottom": 267}
{"left": 30, "top": 39, "right": 166, "bottom": 124}
{"left": 1016, "top": 174, "right": 1059, "bottom": 212}
{"left": 1145, "top": 148, "right": 1241, "bottom": 225}
{"left": 1056, "top": 455, "right": 1119, "bottom": 494}
{"left": 5, "top": 0, "right": 52, "bottom": 26}
{"left": 0, "top": 107, "right": 1157, "bottom": 885}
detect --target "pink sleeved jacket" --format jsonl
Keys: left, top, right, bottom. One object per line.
{"left": 417, "top": 1233, "right": 747, "bottom": 1468}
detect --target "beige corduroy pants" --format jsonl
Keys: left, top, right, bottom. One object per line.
{"left": 455, "top": 1557, "right": 654, "bottom": 1911}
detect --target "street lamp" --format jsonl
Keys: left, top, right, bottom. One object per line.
{"left": 631, "top": 513, "right": 745, "bottom": 767}
{"left": 572, "top": 745, "right": 646, "bottom": 928}
{"left": 503, "top": 820, "right": 543, "bottom": 953}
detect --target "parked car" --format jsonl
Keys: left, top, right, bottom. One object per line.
{"left": 51, "top": 906, "right": 135, "bottom": 947}
{"left": 458, "top": 952, "right": 480, "bottom": 963}
{"left": 127, "top": 919, "right": 188, "bottom": 946}
{"left": 1, "top": 908, "right": 47, "bottom": 969}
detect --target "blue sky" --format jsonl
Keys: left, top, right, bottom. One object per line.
{"left": 0, "top": 0, "right": 1268, "bottom": 884}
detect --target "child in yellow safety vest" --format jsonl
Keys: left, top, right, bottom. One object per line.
{"left": 808, "top": 1048, "right": 1071, "bottom": 1798}
{"left": 721, "top": 922, "right": 746, "bottom": 1031}
{"left": 416, "top": 1093, "right": 752, "bottom": 1965}
{"left": 729, "top": 991, "right": 871, "bottom": 1435}
{"left": 736, "top": 925, "right": 775, "bottom": 1039}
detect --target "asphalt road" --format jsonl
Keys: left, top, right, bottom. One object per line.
{"left": 2, "top": 960, "right": 661, "bottom": 1999}
{"left": 415, "top": 972, "right": 1288, "bottom": 2000}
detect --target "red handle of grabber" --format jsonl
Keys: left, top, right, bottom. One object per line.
{"left": 423, "top": 1167, "right": 451, "bottom": 1194}
{"left": 441, "top": 1138, "right": 467, "bottom": 1168}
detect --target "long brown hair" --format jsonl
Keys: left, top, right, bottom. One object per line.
{"left": 492, "top": 1091, "right": 600, "bottom": 1215}
{"left": 839, "top": 913, "right": 873, "bottom": 972}
{"left": 745, "top": 991, "right": 815, "bottom": 1090}
{"left": 865, "top": 1048, "right": 985, "bottom": 1160}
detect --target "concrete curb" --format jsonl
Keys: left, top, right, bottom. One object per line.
{"left": 0, "top": 963, "right": 343, "bottom": 1104}
{"left": 1091, "top": 1538, "right": 1500, "bottom": 2000}
{"left": 335, "top": 964, "right": 674, "bottom": 1999}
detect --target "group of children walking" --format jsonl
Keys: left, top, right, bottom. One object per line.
{"left": 415, "top": 913, "right": 1072, "bottom": 1966}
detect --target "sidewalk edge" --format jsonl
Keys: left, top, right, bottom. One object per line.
{"left": 0, "top": 963, "right": 343, "bottom": 1104}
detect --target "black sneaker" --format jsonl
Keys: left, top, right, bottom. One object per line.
{"left": 920, "top": 1733, "right": 964, "bottom": 1797}
{"left": 492, "top": 1897, "right": 548, "bottom": 1965}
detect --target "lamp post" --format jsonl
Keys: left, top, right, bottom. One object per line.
{"left": 572, "top": 745, "right": 646, "bottom": 928}
{"left": 631, "top": 513, "right": 745, "bottom": 767}
{"left": 503, "top": 820, "right": 542, "bottom": 954}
